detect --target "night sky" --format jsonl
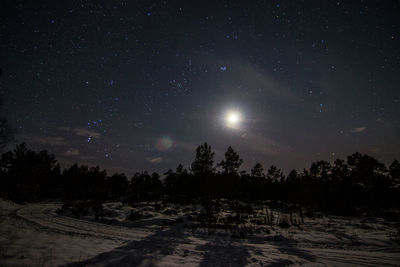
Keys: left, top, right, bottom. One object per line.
{"left": 1, "top": 1, "right": 399, "bottom": 176}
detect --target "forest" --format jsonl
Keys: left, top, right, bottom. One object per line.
{"left": 1, "top": 142, "right": 399, "bottom": 216}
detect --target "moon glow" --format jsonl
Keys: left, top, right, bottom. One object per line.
{"left": 225, "top": 110, "right": 242, "bottom": 129}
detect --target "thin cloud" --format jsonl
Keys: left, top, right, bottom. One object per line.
{"left": 74, "top": 128, "right": 101, "bottom": 139}
{"left": 80, "top": 155, "right": 96, "bottom": 160}
{"left": 240, "top": 65, "right": 303, "bottom": 103}
{"left": 174, "top": 140, "right": 197, "bottom": 151}
{"left": 58, "top": 126, "right": 71, "bottom": 131}
{"left": 35, "top": 136, "right": 69, "bottom": 146}
{"left": 350, "top": 127, "right": 366, "bottom": 133}
{"left": 147, "top": 157, "right": 163, "bottom": 164}
{"left": 63, "top": 148, "right": 80, "bottom": 156}
{"left": 58, "top": 127, "right": 101, "bottom": 139}
{"left": 236, "top": 129, "right": 294, "bottom": 156}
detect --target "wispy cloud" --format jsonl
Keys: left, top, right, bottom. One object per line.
{"left": 58, "top": 126, "right": 71, "bottom": 131}
{"left": 80, "top": 155, "right": 96, "bottom": 160}
{"left": 240, "top": 131, "right": 289, "bottom": 156}
{"left": 63, "top": 148, "right": 80, "bottom": 156}
{"left": 74, "top": 128, "right": 101, "bottom": 139}
{"left": 58, "top": 127, "right": 101, "bottom": 139}
{"left": 200, "top": 57, "right": 303, "bottom": 104}
{"left": 350, "top": 127, "right": 366, "bottom": 133}
{"left": 35, "top": 136, "right": 69, "bottom": 146}
{"left": 147, "top": 157, "right": 163, "bottom": 164}
{"left": 239, "top": 65, "right": 303, "bottom": 103}
{"left": 174, "top": 140, "right": 197, "bottom": 151}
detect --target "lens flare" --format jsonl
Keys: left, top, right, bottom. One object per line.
{"left": 156, "top": 136, "right": 173, "bottom": 151}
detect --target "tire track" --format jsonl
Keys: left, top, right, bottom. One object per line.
{"left": 14, "top": 203, "right": 152, "bottom": 242}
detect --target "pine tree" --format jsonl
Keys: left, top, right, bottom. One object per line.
{"left": 267, "top": 165, "right": 284, "bottom": 183}
{"left": 251, "top": 163, "right": 264, "bottom": 178}
{"left": 389, "top": 160, "right": 400, "bottom": 187}
{"left": 286, "top": 169, "right": 298, "bottom": 183}
{"left": 191, "top": 142, "right": 215, "bottom": 175}
{"left": 218, "top": 146, "right": 243, "bottom": 175}
{"left": 310, "top": 160, "right": 332, "bottom": 181}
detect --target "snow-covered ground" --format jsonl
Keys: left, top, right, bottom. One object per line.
{"left": 1, "top": 199, "right": 399, "bottom": 266}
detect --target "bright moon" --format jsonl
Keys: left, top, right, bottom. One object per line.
{"left": 225, "top": 110, "right": 242, "bottom": 128}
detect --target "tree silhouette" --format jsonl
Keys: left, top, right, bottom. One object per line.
{"left": 0, "top": 70, "right": 14, "bottom": 151}
{"left": 164, "top": 163, "right": 192, "bottom": 202}
{"left": 0, "top": 118, "right": 13, "bottom": 151}
{"left": 1, "top": 141, "right": 399, "bottom": 213}
{"left": 191, "top": 142, "right": 215, "bottom": 175}
{"left": 266, "top": 165, "right": 284, "bottom": 183}
{"left": 218, "top": 146, "right": 243, "bottom": 175}
{"left": 176, "top": 163, "right": 188, "bottom": 176}
{"left": 286, "top": 169, "right": 298, "bottom": 183}
{"left": 309, "top": 160, "right": 332, "bottom": 181}
{"left": 0, "top": 143, "right": 60, "bottom": 201}
{"left": 250, "top": 163, "right": 264, "bottom": 178}
{"left": 129, "top": 171, "right": 162, "bottom": 202}
{"left": 62, "top": 164, "right": 107, "bottom": 201}
{"left": 106, "top": 173, "right": 129, "bottom": 200}
{"left": 347, "top": 152, "right": 387, "bottom": 187}
{"left": 332, "top": 159, "right": 349, "bottom": 182}
{"left": 0, "top": 99, "right": 14, "bottom": 152}
{"left": 389, "top": 160, "right": 400, "bottom": 186}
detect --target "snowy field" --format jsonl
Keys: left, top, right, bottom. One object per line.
{"left": 1, "top": 199, "right": 399, "bottom": 266}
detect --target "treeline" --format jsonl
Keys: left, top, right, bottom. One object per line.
{"left": 1, "top": 142, "right": 399, "bottom": 215}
